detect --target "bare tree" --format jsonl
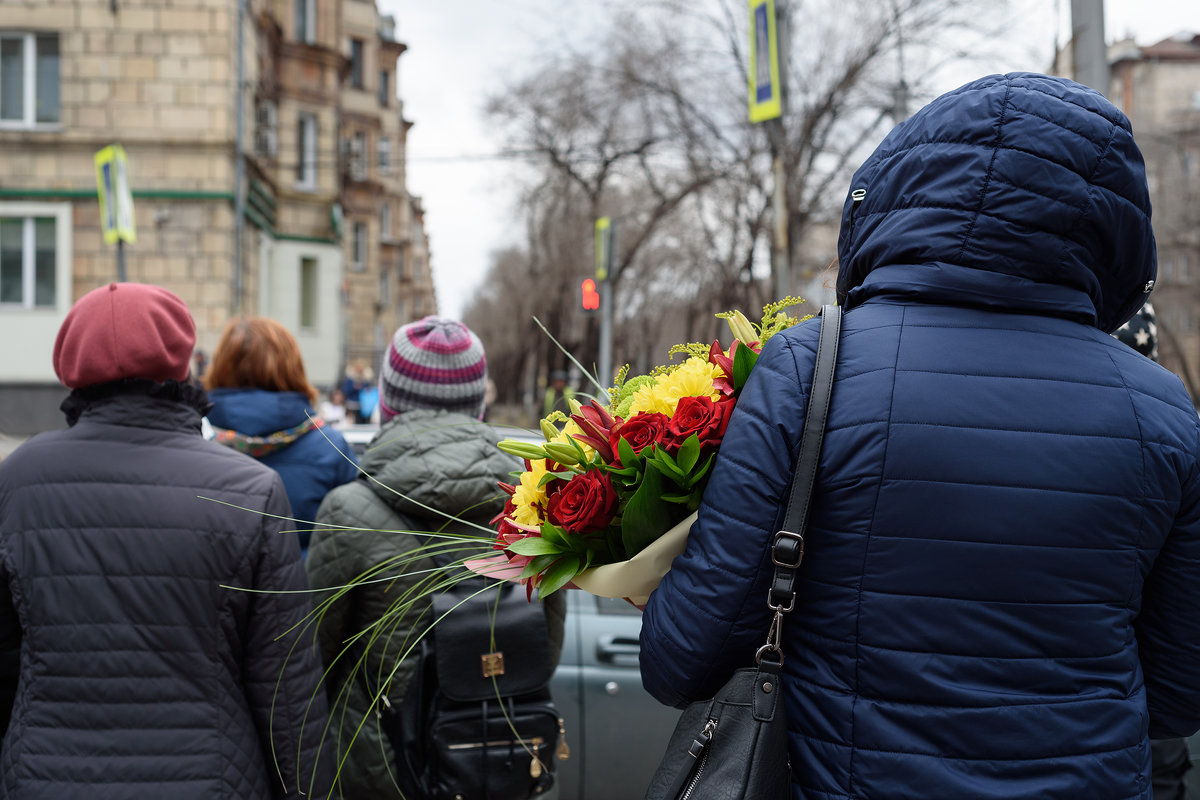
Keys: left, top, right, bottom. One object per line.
{"left": 472, "top": 0, "right": 1021, "bottom": 392}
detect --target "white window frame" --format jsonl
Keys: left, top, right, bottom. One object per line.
{"left": 0, "top": 32, "right": 60, "bottom": 131}
{"left": 299, "top": 255, "right": 318, "bottom": 330}
{"left": 295, "top": 0, "right": 316, "bottom": 44}
{"left": 350, "top": 131, "right": 366, "bottom": 180}
{"left": 377, "top": 136, "right": 391, "bottom": 175}
{"left": 380, "top": 202, "right": 392, "bottom": 239}
{"left": 351, "top": 221, "right": 367, "bottom": 272}
{"left": 296, "top": 112, "right": 317, "bottom": 190}
{"left": 0, "top": 202, "right": 71, "bottom": 312}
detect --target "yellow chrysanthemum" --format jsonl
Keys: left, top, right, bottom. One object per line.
{"left": 557, "top": 419, "right": 596, "bottom": 459}
{"left": 511, "top": 459, "right": 550, "bottom": 526}
{"left": 628, "top": 357, "right": 721, "bottom": 417}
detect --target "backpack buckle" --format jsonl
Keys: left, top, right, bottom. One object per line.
{"left": 481, "top": 651, "right": 506, "bottom": 678}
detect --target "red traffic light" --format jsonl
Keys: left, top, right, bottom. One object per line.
{"left": 581, "top": 278, "right": 600, "bottom": 311}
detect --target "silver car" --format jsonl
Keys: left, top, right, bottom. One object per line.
{"left": 550, "top": 591, "right": 681, "bottom": 800}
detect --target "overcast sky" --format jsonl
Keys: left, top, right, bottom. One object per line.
{"left": 379, "top": 0, "right": 1200, "bottom": 321}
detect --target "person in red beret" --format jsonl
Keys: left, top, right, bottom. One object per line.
{"left": 0, "top": 283, "right": 333, "bottom": 799}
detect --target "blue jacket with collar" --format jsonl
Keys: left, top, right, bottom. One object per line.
{"left": 639, "top": 73, "right": 1200, "bottom": 800}
{"left": 207, "top": 387, "right": 359, "bottom": 550}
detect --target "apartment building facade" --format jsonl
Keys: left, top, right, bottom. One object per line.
{"left": 0, "top": 0, "right": 436, "bottom": 433}
{"left": 1055, "top": 32, "right": 1200, "bottom": 397}
{"left": 1109, "top": 35, "right": 1200, "bottom": 397}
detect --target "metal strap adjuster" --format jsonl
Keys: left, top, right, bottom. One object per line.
{"left": 772, "top": 530, "right": 804, "bottom": 569}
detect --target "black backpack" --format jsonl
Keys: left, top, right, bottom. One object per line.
{"left": 383, "top": 582, "right": 564, "bottom": 800}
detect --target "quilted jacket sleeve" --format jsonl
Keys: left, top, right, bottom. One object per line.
{"left": 1137, "top": 417, "right": 1200, "bottom": 739}
{"left": 243, "top": 478, "right": 333, "bottom": 799}
{"left": 640, "top": 329, "right": 814, "bottom": 708}
{"left": 0, "top": 558, "right": 18, "bottom": 744}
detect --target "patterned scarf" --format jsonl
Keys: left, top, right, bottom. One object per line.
{"left": 211, "top": 416, "right": 325, "bottom": 459}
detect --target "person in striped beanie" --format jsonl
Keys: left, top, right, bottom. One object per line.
{"left": 377, "top": 316, "right": 489, "bottom": 421}
{"left": 307, "top": 317, "right": 568, "bottom": 798}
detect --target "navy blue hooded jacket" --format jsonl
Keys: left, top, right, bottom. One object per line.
{"left": 207, "top": 388, "right": 358, "bottom": 551}
{"left": 640, "top": 73, "right": 1200, "bottom": 800}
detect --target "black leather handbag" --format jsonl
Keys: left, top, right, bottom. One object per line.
{"left": 644, "top": 304, "right": 842, "bottom": 800}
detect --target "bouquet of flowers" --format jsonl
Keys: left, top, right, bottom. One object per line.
{"left": 466, "top": 299, "right": 809, "bottom": 605}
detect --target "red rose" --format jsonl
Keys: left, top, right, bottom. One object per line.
{"left": 668, "top": 395, "right": 735, "bottom": 450}
{"left": 546, "top": 470, "right": 619, "bottom": 534}
{"left": 609, "top": 412, "right": 671, "bottom": 458}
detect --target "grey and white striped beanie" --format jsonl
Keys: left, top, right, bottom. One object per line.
{"left": 378, "top": 316, "right": 488, "bottom": 421}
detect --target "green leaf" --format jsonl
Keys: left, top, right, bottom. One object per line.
{"left": 617, "top": 436, "right": 641, "bottom": 469}
{"left": 686, "top": 454, "right": 716, "bottom": 487}
{"left": 520, "top": 553, "right": 560, "bottom": 579}
{"left": 507, "top": 537, "right": 566, "bottom": 556}
{"left": 732, "top": 343, "right": 759, "bottom": 393}
{"left": 650, "top": 448, "right": 687, "bottom": 483}
{"left": 538, "top": 471, "right": 575, "bottom": 488}
{"left": 675, "top": 433, "right": 700, "bottom": 474}
{"left": 621, "top": 465, "right": 674, "bottom": 557}
{"left": 538, "top": 555, "right": 582, "bottom": 597}
{"left": 661, "top": 493, "right": 696, "bottom": 504}
{"left": 540, "top": 524, "right": 568, "bottom": 547}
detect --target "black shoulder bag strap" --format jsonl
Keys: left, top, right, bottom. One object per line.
{"left": 754, "top": 304, "right": 841, "bottom": 689}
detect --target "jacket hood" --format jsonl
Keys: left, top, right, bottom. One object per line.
{"left": 835, "top": 72, "right": 1156, "bottom": 333}
{"left": 357, "top": 408, "right": 518, "bottom": 528}
{"left": 206, "top": 387, "right": 315, "bottom": 437}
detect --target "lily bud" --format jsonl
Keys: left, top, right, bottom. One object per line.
{"left": 726, "top": 310, "right": 758, "bottom": 347}
{"left": 498, "top": 439, "right": 548, "bottom": 460}
{"left": 567, "top": 397, "right": 583, "bottom": 416}
{"left": 543, "top": 442, "right": 581, "bottom": 466}
{"left": 540, "top": 419, "right": 560, "bottom": 442}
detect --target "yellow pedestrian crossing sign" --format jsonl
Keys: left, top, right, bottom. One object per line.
{"left": 94, "top": 144, "right": 136, "bottom": 245}
{"left": 748, "top": 0, "right": 782, "bottom": 123}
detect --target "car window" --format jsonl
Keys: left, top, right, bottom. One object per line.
{"left": 595, "top": 596, "right": 643, "bottom": 616}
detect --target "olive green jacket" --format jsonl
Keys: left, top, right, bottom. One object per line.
{"left": 306, "top": 409, "right": 566, "bottom": 799}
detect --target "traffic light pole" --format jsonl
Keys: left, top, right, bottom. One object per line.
{"left": 598, "top": 277, "right": 612, "bottom": 402}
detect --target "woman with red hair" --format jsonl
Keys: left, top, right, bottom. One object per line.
{"left": 205, "top": 316, "right": 359, "bottom": 556}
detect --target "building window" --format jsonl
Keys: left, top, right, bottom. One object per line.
{"left": 1181, "top": 254, "right": 1192, "bottom": 284}
{"left": 299, "top": 256, "right": 318, "bottom": 329}
{"left": 347, "top": 131, "right": 366, "bottom": 180}
{"left": 379, "top": 70, "right": 390, "bottom": 107}
{"left": 379, "top": 266, "right": 392, "bottom": 307}
{"left": 0, "top": 215, "right": 56, "bottom": 308}
{"left": 351, "top": 222, "right": 367, "bottom": 272}
{"left": 377, "top": 137, "right": 390, "bottom": 174}
{"left": 296, "top": 112, "right": 317, "bottom": 189}
{"left": 294, "top": 0, "right": 316, "bottom": 44}
{"left": 0, "top": 33, "right": 60, "bottom": 128}
{"left": 349, "top": 38, "right": 364, "bottom": 88}
{"left": 380, "top": 202, "right": 392, "bottom": 239}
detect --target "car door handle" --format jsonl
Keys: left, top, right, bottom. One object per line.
{"left": 597, "top": 635, "right": 640, "bottom": 665}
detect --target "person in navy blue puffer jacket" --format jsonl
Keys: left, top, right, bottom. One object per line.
{"left": 640, "top": 73, "right": 1200, "bottom": 800}
{"left": 205, "top": 316, "right": 359, "bottom": 556}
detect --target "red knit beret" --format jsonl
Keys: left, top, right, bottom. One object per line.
{"left": 53, "top": 283, "right": 196, "bottom": 389}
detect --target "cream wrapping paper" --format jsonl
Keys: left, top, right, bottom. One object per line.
{"left": 571, "top": 510, "right": 698, "bottom": 606}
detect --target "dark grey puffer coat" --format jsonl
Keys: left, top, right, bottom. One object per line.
{"left": 0, "top": 388, "right": 333, "bottom": 799}
{"left": 307, "top": 409, "right": 566, "bottom": 799}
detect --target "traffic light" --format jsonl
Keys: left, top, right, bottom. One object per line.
{"left": 581, "top": 278, "right": 600, "bottom": 312}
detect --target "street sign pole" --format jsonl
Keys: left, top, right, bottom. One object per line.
{"left": 749, "top": 0, "right": 790, "bottom": 299}
{"left": 117, "top": 239, "right": 127, "bottom": 282}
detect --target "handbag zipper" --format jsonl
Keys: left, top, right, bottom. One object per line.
{"left": 678, "top": 719, "right": 717, "bottom": 800}
{"left": 446, "top": 736, "right": 548, "bottom": 778}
